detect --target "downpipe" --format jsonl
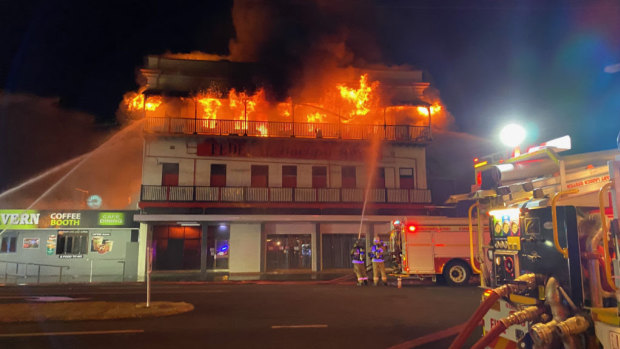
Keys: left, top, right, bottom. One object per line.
{"left": 448, "top": 273, "right": 542, "bottom": 349}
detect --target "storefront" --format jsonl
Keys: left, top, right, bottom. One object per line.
{"left": 135, "top": 214, "right": 393, "bottom": 274}
{"left": 0, "top": 210, "right": 140, "bottom": 284}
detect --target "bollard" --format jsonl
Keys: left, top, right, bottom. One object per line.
{"left": 397, "top": 277, "right": 402, "bottom": 288}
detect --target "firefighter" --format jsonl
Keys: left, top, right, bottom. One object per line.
{"left": 370, "top": 237, "right": 387, "bottom": 286}
{"left": 350, "top": 240, "right": 368, "bottom": 286}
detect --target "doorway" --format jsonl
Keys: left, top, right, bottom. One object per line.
{"left": 322, "top": 234, "right": 363, "bottom": 269}
{"left": 206, "top": 225, "right": 230, "bottom": 270}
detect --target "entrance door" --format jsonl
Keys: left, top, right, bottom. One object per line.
{"left": 153, "top": 225, "right": 201, "bottom": 270}
{"left": 206, "top": 225, "right": 230, "bottom": 270}
{"left": 321, "top": 234, "right": 360, "bottom": 269}
{"left": 166, "top": 239, "right": 184, "bottom": 270}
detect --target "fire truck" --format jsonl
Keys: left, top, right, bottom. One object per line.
{"left": 388, "top": 217, "right": 488, "bottom": 286}
{"left": 445, "top": 135, "right": 620, "bottom": 349}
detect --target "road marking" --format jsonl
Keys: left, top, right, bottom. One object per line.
{"left": 271, "top": 324, "right": 328, "bottom": 329}
{"left": 0, "top": 329, "right": 144, "bottom": 338}
{"left": 386, "top": 323, "right": 465, "bottom": 349}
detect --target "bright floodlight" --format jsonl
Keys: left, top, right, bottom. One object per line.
{"left": 499, "top": 124, "right": 526, "bottom": 147}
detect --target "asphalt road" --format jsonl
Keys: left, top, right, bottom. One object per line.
{"left": 0, "top": 282, "right": 483, "bottom": 349}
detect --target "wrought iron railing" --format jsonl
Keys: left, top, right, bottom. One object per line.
{"left": 141, "top": 185, "right": 431, "bottom": 204}
{"left": 144, "top": 117, "right": 431, "bottom": 142}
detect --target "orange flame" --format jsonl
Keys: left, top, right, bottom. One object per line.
{"left": 337, "top": 74, "right": 377, "bottom": 122}
{"left": 417, "top": 104, "right": 441, "bottom": 116}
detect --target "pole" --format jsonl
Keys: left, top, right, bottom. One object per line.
{"left": 146, "top": 246, "right": 152, "bottom": 308}
{"left": 427, "top": 106, "right": 432, "bottom": 140}
{"left": 244, "top": 99, "right": 248, "bottom": 136}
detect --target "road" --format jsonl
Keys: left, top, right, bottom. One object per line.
{"left": 0, "top": 282, "right": 484, "bottom": 349}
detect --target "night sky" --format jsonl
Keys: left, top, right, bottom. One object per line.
{"left": 1, "top": 0, "right": 619, "bottom": 189}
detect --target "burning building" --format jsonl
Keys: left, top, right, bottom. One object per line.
{"left": 128, "top": 53, "right": 445, "bottom": 273}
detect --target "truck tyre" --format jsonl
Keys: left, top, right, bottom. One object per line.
{"left": 443, "top": 260, "right": 471, "bottom": 286}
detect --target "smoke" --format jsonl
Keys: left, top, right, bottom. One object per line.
{"left": 0, "top": 93, "right": 108, "bottom": 192}
{"left": 0, "top": 92, "right": 141, "bottom": 210}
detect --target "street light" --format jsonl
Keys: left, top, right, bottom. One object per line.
{"left": 499, "top": 123, "right": 526, "bottom": 148}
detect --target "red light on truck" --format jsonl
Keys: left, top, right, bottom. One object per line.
{"left": 407, "top": 225, "right": 416, "bottom": 232}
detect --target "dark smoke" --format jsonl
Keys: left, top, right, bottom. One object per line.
{"left": 229, "top": 0, "right": 382, "bottom": 101}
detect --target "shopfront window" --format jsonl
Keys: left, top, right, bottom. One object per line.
{"left": 0, "top": 236, "right": 17, "bottom": 253}
{"left": 56, "top": 231, "right": 88, "bottom": 255}
{"left": 266, "top": 234, "right": 311, "bottom": 271}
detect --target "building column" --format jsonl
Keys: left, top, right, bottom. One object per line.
{"left": 137, "top": 223, "right": 150, "bottom": 282}
{"left": 312, "top": 223, "right": 319, "bottom": 272}
{"left": 200, "top": 224, "right": 208, "bottom": 277}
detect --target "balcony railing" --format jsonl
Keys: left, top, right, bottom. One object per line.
{"left": 141, "top": 185, "right": 432, "bottom": 204}
{"left": 144, "top": 117, "right": 431, "bottom": 142}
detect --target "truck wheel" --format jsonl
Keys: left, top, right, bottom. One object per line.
{"left": 443, "top": 260, "right": 471, "bottom": 286}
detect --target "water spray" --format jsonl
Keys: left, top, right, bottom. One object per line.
{"left": 357, "top": 133, "right": 382, "bottom": 240}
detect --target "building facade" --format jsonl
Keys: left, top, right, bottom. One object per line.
{"left": 134, "top": 55, "right": 438, "bottom": 275}
{"left": 0, "top": 210, "right": 140, "bottom": 283}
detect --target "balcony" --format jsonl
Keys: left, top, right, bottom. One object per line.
{"left": 144, "top": 117, "right": 431, "bottom": 142}
{"left": 141, "top": 185, "right": 432, "bottom": 205}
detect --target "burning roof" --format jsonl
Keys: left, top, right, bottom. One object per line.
{"left": 119, "top": 53, "right": 450, "bottom": 130}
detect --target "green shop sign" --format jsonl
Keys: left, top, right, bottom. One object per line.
{"left": 98, "top": 212, "right": 125, "bottom": 226}
{"left": 0, "top": 210, "right": 138, "bottom": 229}
{"left": 0, "top": 210, "right": 40, "bottom": 229}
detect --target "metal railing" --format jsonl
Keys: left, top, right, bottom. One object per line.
{"left": 144, "top": 117, "right": 431, "bottom": 142}
{"left": 141, "top": 185, "right": 431, "bottom": 204}
{"left": 1, "top": 260, "right": 70, "bottom": 284}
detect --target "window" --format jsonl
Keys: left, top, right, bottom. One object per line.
{"left": 282, "top": 165, "right": 297, "bottom": 188}
{"left": 399, "top": 167, "right": 415, "bottom": 189}
{"left": 374, "top": 167, "right": 385, "bottom": 188}
{"left": 312, "top": 166, "right": 327, "bottom": 188}
{"left": 342, "top": 166, "right": 356, "bottom": 188}
{"left": 0, "top": 236, "right": 17, "bottom": 253}
{"left": 161, "top": 163, "right": 179, "bottom": 186}
{"left": 210, "top": 164, "right": 226, "bottom": 187}
{"left": 56, "top": 231, "right": 88, "bottom": 255}
{"left": 251, "top": 165, "right": 269, "bottom": 187}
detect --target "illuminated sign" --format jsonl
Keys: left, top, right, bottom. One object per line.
{"left": 0, "top": 210, "right": 40, "bottom": 229}
{"left": 87, "top": 195, "right": 103, "bottom": 209}
{"left": 50, "top": 212, "right": 81, "bottom": 227}
{"left": 0, "top": 210, "right": 138, "bottom": 229}
{"left": 98, "top": 212, "right": 125, "bottom": 226}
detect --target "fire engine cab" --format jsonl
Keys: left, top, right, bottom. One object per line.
{"left": 389, "top": 217, "right": 488, "bottom": 286}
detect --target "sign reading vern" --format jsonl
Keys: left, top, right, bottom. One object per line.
{"left": 0, "top": 210, "right": 40, "bottom": 229}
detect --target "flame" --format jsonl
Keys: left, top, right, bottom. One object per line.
{"left": 337, "top": 74, "right": 377, "bottom": 122}
{"left": 417, "top": 104, "right": 441, "bottom": 116}
{"left": 257, "top": 124, "right": 268, "bottom": 137}
{"left": 122, "top": 87, "right": 163, "bottom": 115}
{"left": 121, "top": 72, "right": 453, "bottom": 131}
{"left": 145, "top": 96, "right": 162, "bottom": 111}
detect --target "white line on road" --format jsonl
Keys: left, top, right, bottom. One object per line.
{"left": 0, "top": 329, "right": 144, "bottom": 338}
{"left": 271, "top": 324, "right": 328, "bottom": 329}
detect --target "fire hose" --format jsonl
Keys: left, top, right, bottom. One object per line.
{"left": 470, "top": 306, "right": 543, "bottom": 349}
{"left": 448, "top": 274, "right": 539, "bottom": 349}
